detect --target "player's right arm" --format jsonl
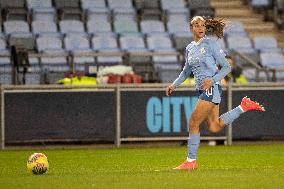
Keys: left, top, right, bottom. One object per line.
{"left": 166, "top": 62, "right": 192, "bottom": 96}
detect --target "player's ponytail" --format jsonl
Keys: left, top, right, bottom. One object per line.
{"left": 204, "top": 18, "right": 226, "bottom": 39}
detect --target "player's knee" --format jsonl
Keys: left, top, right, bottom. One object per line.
{"left": 189, "top": 114, "right": 200, "bottom": 130}
{"left": 208, "top": 127, "right": 219, "bottom": 133}
{"left": 208, "top": 122, "right": 224, "bottom": 133}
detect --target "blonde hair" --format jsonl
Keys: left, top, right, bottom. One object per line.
{"left": 190, "top": 16, "right": 226, "bottom": 39}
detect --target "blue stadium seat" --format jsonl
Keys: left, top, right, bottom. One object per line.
{"left": 253, "top": 36, "right": 282, "bottom": 53}
{"left": 112, "top": 8, "right": 136, "bottom": 21}
{"left": 36, "top": 36, "right": 67, "bottom": 64}
{"left": 113, "top": 20, "right": 140, "bottom": 36}
{"left": 120, "top": 35, "right": 148, "bottom": 52}
{"left": 3, "top": 21, "right": 34, "bottom": 50}
{"left": 167, "top": 19, "right": 193, "bottom": 51}
{"left": 250, "top": 0, "right": 271, "bottom": 9}
{"left": 227, "top": 36, "right": 255, "bottom": 53}
{"left": 225, "top": 21, "right": 247, "bottom": 37}
{"left": 188, "top": 0, "right": 215, "bottom": 17}
{"left": 260, "top": 52, "right": 284, "bottom": 68}
{"left": 87, "top": 20, "right": 112, "bottom": 35}
{"left": 91, "top": 35, "right": 122, "bottom": 64}
{"left": 1, "top": 0, "right": 28, "bottom": 21}
{"left": 161, "top": 0, "right": 186, "bottom": 10}
{"left": 140, "top": 20, "right": 166, "bottom": 35}
{"left": 0, "top": 38, "right": 10, "bottom": 65}
{"left": 81, "top": 0, "right": 106, "bottom": 10}
{"left": 26, "top": 0, "right": 56, "bottom": 21}
{"left": 86, "top": 7, "right": 110, "bottom": 22}
{"left": 64, "top": 35, "right": 95, "bottom": 64}
{"left": 227, "top": 36, "right": 259, "bottom": 64}
{"left": 166, "top": 9, "right": 189, "bottom": 22}
{"left": 32, "top": 20, "right": 60, "bottom": 37}
{"left": 107, "top": 0, "right": 134, "bottom": 9}
{"left": 3, "top": 20, "right": 32, "bottom": 36}
{"left": 59, "top": 20, "right": 86, "bottom": 35}
{"left": 146, "top": 34, "right": 178, "bottom": 63}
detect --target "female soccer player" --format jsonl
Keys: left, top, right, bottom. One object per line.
{"left": 166, "top": 16, "right": 265, "bottom": 170}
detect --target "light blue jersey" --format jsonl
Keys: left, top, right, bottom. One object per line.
{"left": 173, "top": 36, "right": 231, "bottom": 90}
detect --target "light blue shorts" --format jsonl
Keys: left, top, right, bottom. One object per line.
{"left": 198, "top": 83, "right": 222, "bottom": 105}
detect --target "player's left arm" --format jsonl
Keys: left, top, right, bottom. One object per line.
{"left": 211, "top": 40, "right": 231, "bottom": 83}
{"left": 202, "top": 40, "right": 231, "bottom": 90}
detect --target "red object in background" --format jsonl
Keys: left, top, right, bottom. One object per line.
{"left": 108, "top": 74, "right": 122, "bottom": 83}
{"left": 122, "top": 74, "right": 133, "bottom": 83}
{"left": 132, "top": 74, "right": 142, "bottom": 83}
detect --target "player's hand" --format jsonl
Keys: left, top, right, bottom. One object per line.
{"left": 166, "top": 84, "right": 175, "bottom": 96}
{"left": 201, "top": 79, "right": 212, "bottom": 91}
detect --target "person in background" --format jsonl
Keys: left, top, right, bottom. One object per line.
{"left": 221, "top": 55, "right": 248, "bottom": 86}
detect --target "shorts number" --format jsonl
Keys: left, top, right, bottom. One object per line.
{"left": 205, "top": 87, "right": 212, "bottom": 97}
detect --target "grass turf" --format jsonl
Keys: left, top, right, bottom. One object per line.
{"left": 0, "top": 144, "right": 284, "bottom": 189}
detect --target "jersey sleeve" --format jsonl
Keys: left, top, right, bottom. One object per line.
{"left": 172, "top": 61, "right": 192, "bottom": 87}
{"left": 210, "top": 40, "right": 231, "bottom": 83}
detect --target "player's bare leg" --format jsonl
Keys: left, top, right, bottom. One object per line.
{"left": 174, "top": 99, "right": 215, "bottom": 170}
{"left": 205, "top": 105, "right": 225, "bottom": 133}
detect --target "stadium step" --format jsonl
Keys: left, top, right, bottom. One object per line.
{"left": 216, "top": 9, "right": 255, "bottom": 18}
{"left": 211, "top": 0, "right": 244, "bottom": 9}
{"left": 213, "top": 0, "right": 284, "bottom": 51}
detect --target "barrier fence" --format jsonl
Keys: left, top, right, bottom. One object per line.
{"left": 1, "top": 83, "right": 284, "bottom": 149}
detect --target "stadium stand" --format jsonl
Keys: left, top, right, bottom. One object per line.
{"left": 26, "top": 0, "right": 56, "bottom": 21}
{"left": 0, "top": 0, "right": 283, "bottom": 84}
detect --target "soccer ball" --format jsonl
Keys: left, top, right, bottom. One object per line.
{"left": 27, "top": 153, "right": 49, "bottom": 175}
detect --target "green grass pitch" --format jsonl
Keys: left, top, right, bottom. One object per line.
{"left": 0, "top": 144, "right": 284, "bottom": 189}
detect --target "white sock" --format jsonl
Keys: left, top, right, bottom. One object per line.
{"left": 187, "top": 157, "right": 196, "bottom": 162}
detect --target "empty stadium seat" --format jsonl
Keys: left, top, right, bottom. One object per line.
{"left": 227, "top": 36, "right": 255, "bottom": 53}
{"left": 86, "top": 7, "right": 110, "bottom": 21}
{"left": 91, "top": 35, "right": 122, "bottom": 64}
{"left": 87, "top": 20, "right": 112, "bottom": 35}
{"left": 0, "top": 38, "right": 11, "bottom": 65}
{"left": 140, "top": 20, "right": 166, "bottom": 35}
{"left": 36, "top": 42, "right": 68, "bottom": 81}
{"left": 167, "top": 19, "right": 193, "bottom": 51}
{"left": 64, "top": 35, "right": 95, "bottom": 64}
{"left": 3, "top": 20, "right": 31, "bottom": 35}
{"left": 260, "top": 52, "right": 284, "bottom": 68}
{"left": 113, "top": 20, "right": 139, "bottom": 36}
{"left": 119, "top": 35, "right": 155, "bottom": 82}
{"left": 0, "top": 65, "right": 12, "bottom": 84}
{"left": 112, "top": 8, "right": 136, "bottom": 21}
{"left": 226, "top": 36, "right": 259, "bottom": 65}
{"left": 119, "top": 35, "right": 150, "bottom": 61}
{"left": 225, "top": 21, "right": 247, "bottom": 37}
{"left": 32, "top": 20, "right": 60, "bottom": 37}
{"left": 81, "top": 0, "right": 106, "bottom": 10}
{"left": 54, "top": 0, "right": 82, "bottom": 20}
{"left": 26, "top": 0, "right": 56, "bottom": 21}
{"left": 253, "top": 36, "right": 282, "bottom": 53}
{"left": 36, "top": 36, "right": 67, "bottom": 64}
{"left": 146, "top": 34, "right": 178, "bottom": 63}
{"left": 139, "top": 0, "right": 162, "bottom": 20}
{"left": 59, "top": 20, "right": 86, "bottom": 35}
{"left": 120, "top": 35, "right": 148, "bottom": 52}
{"left": 107, "top": 0, "right": 134, "bottom": 9}
{"left": 161, "top": 0, "right": 186, "bottom": 10}
{"left": 4, "top": 20, "right": 35, "bottom": 50}
{"left": 188, "top": 0, "right": 215, "bottom": 17}
{"left": 250, "top": 0, "right": 271, "bottom": 9}
{"left": 1, "top": 0, "right": 28, "bottom": 21}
